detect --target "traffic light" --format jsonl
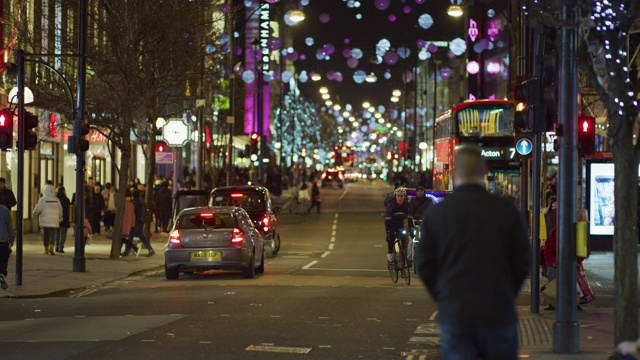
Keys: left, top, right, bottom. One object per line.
{"left": 67, "top": 121, "right": 90, "bottom": 154}
{"left": 513, "top": 78, "right": 545, "bottom": 132}
{"left": 23, "top": 111, "right": 38, "bottom": 150}
{"left": 249, "top": 132, "right": 259, "bottom": 156}
{"left": 0, "top": 109, "right": 14, "bottom": 150}
{"left": 155, "top": 140, "right": 168, "bottom": 153}
{"left": 577, "top": 115, "right": 596, "bottom": 156}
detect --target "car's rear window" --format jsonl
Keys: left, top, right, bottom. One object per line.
{"left": 211, "top": 192, "right": 265, "bottom": 211}
{"left": 177, "top": 212, "right": 238, "bottom": 229}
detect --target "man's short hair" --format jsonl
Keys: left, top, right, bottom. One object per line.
{"left": 0, "top": 177, "right": 5, "bottom": 183}
{"left": 454, "top": 143, "right": 485, "bottom": 180}
{"left": 416, "top": 185, "right": 425, "bottom": 191}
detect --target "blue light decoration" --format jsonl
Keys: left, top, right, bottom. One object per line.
{"left": 418, "top": 14, "right": 434, "bottom": 29}
{"left": 449, "top": 38, "right": 466, "bottom": 56}
{"left": 353, "top": 70, "right": 367, "bottom": 84}
{"left": 242, "top": 70, "right": 255, "bottom": 83}
{"left": 351, "top": 48, "right": 363, "bottom": 59}
{"left": 299, "top": 70, "right": 309, "bottom": 83}
{"left": 282, "top": 70, "right": 292, "bottom": 83}
{"left": 397, "top": 47, "right": 411, "bottom": 59}
{"left": 305, "top": 37, "right": 314, "bottom": 46}
{"left": 376, "top": 39, "right": 391, "bottom": 57}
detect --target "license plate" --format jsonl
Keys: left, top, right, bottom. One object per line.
{"left": 191, "top": 251, "right": 221, "bottom": 260}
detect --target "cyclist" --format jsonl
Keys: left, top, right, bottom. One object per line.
{"left": 384, "top": 187, "right": 413, "bottom": 263}
{"left": 409, "top": 185, "right": 434, "bottom": 220}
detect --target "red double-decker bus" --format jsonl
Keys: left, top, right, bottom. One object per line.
{"left": 432, "top": 99, "right": 520, "bottom": 199}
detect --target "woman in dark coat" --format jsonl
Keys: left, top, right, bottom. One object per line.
{"left": 92, "top": 186, "right": 105, "bottom": 235}
{"left": 307, "top": 181, "right": 321, "bottom": 214}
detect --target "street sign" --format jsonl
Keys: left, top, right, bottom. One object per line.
{"left": 156, "top": 152, "right": 174, "bottom": 164}
{"left": 516, "top": 137, "right": 533, "bottom": 156}
{"left": 515, "top": 135, "right": 533, "bottom": 159}
{"left": 162, "top": 118, "right": 190, "bottom": 146}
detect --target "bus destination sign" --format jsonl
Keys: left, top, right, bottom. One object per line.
{"left": 480, "top": 147, "right": 516, "bottom": 161}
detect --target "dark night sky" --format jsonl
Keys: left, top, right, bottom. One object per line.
{"left": 284, "top": 0, "right": 465, "bottom": 109}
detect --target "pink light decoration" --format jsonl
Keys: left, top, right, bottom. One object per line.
{"left": 319, "top": 13, "right": 330, "bottom": 23}
{"left": 300, "top": 54, "right": 306, "bottom": 60}
{"left": 403, "top": 6, "right": 411, "bottom": 14}
{"left": 486, "top": 61, "right": 501, "bottom": 74}
{"left": 468, "top": 19, "right": 479, "bottom": 42}
{"left": 388, "top": 14, "right": 396, "bottom": 22}
{"left": 487, "top": 19, "right": 500, "bottom": 41}
{"left": 344, "top": 38, "right": 350, "bottom": 44}
{"left": 469, "top": 93, "right": 477, "bottom": 101}
{"left": 375, "top": 0, "right": 391, "bottom": 10}
{"left": 466, "top": 61, "right": 480, "bottom": 74}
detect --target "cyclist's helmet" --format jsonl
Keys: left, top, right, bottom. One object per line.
{"left": 394, "top": 187, "right": 407, "bottom": 196}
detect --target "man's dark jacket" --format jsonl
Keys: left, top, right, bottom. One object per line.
{"left": 416, "top": 184, "right": 530, "bottom": 326}
{"left": 0, "top": 188, "right": 17, "bottom": 209}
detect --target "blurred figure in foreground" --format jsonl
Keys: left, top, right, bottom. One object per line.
{"left": 416, "top": 143, "right": 530, "bottom": 360}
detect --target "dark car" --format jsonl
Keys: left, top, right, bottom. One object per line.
{"left": 172, "top": 190, "right": 210, "bottom": 226}
{"left": 209, "top": 186, "right": 281, "bottom": 257}
{"left": 321, "top": 168, "right": 344, "bottom": 188}
{"left": 164, "top": 206, "right": 265, "bottom": 280}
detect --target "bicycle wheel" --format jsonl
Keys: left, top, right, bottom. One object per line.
{"left": 388, "top": 245, "right": 399, "bottom": 283}
{"left": 398, "top": 239, "right": 411, "bottom": 286}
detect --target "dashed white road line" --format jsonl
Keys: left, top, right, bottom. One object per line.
{"left": 302, "top": 260, "right": 318, "bottom": 269}
{"left": 320, "top": 251, "right": 330, "bottom": 258}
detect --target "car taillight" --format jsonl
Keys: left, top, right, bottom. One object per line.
{"left": 338, "top": 173, "right": 344, "bottom": 180}
{"left": 169, "top": 230, "right": 181, "bottom": 244}
{"left": 262, "top": 216, "right": 269, "bottom": 232}
{"left": 321, "top": 173, "right": 327, "bottom": 179}
{"left": 231, "top": 228, "right": 244, "bottom": 243}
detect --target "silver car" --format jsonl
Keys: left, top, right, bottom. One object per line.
{"left": 164, "top": 206, "right": 265, "bottom": 279}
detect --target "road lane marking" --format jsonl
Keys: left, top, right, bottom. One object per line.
{"left": 330, "top": 237, "right": 335, "bottom": 242}
{"left": 429, "top": 311, "right": 438, "bottom": 321}
{"left": 321, "top": 251, "right": 330, "bottom": 258}
{"left": 302, "top": 260, "right": 318, "bottom": 269}
{"left": 302, "top": 267, "right": 387, "bottom": 272}
{"left": 332, "top": 224, "right": 337, "bottom": 230}
{"left": 328, "top": 243, "right": 334, "bottom": 250}
{"left": 331, "top": 230, "right": 336, "bottom": 236}
{"left": 246, "top": 345, "right": 312, "bottom": 354}
{"left": 334, "top": 213, "right": 339, "bottom": 218}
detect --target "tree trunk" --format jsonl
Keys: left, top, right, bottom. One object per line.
{"left": 144, "top": 132, "right": 156, "bottom": 241}
{"left": 612, "top": 119, "right": 639, "bottom": 344}
{"left": 109, "top": 137, "right": 132, "bottom": 259}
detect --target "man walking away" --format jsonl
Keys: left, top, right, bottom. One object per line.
{"left": 131, "top": 190, "right": 155, "bottom": 256}
{"left": 0, "top": 204, "right": 14, "bottom": 290}
{"left": 307, "top": 181, "right": 321, "bottom": 214}
{"left": 0, "top": 177, "right": 17, "bottom": 209}
{"left": 416, "top": 143, "right": 530, "bottom": 360}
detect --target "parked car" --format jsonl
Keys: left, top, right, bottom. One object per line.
{"left": 164, "top": 206, "right": 265, "bottom": 280}
{"left": 321, "top": 168, "right": 344, "bottom": 188}
{"left": 209, "top": 186, "right": 281, "bottom": 257}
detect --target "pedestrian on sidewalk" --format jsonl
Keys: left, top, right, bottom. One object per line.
{"left": 0, "top": 177, "right": 17, "bottom": 209}
{"left": 92, "top": 186, "right": 105, "bottom": 235}
{"left": 33, "top": 184, "right": 63, "bottom": 255}
{"left": 120, "top": 189, "right": 140, "bottom": 257}
{"left": 104, "top": 185, "right": 117, "bottom": 235}
{"left": 130, "top": 190, "right": 155, "bottom": 257}
{"left": 0, "top": 204, "right": 15, "bottom": 290}
{"left": 55, "top": 186, "right": 71, "bottom": 253}
{"left": 83, "top": 215, "right": 93, "bottom": 245}
{"left": 416, "top": 143, "right": 530, "bottom": 360}
{"left": 307, "top": 181, "right": 321, "bottom": 214}
{"left": 156, "top": 182, "right": 173, "bottom": 232}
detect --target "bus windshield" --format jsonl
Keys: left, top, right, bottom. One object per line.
{"left": 457, "top": 104, "right": 515, "bottom": 137}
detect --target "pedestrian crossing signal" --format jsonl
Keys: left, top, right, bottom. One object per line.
{"left": 0, "top": 109, "right": 14, "bottom": 150}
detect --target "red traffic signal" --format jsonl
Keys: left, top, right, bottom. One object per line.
{"left": 0, "top": 109, "right": 14, "bottom": 150}
{"left": 155, "top": 140, "right": 168, "bottom": 152}
{"left": 577, "top": 115, "right": 596, "bottom": 156}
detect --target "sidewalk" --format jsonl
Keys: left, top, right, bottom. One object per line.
{"left": 517, "top": 251, "right": 630, "bottom": 359}
{"left": 0, "top": 230, "right": 166, "bottom": 299}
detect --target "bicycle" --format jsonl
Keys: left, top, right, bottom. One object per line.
{"left": 387, "top": 213, "right": 411, "bottom": 285}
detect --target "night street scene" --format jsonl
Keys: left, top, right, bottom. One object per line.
{"left": 0, "top": 1, "right": 639, "bottom": 359}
